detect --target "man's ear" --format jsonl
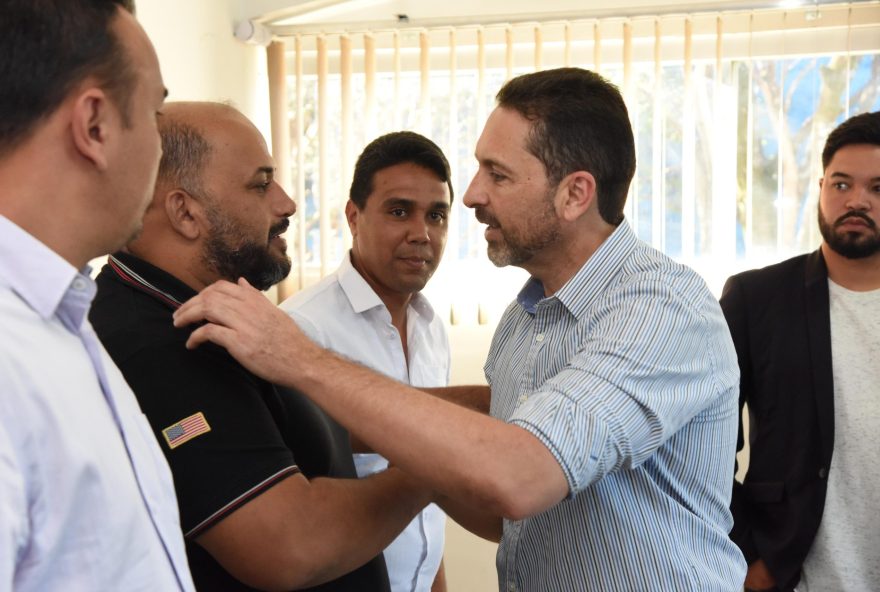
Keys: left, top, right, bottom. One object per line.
{"left": 165, "top": 189, "right": 203, "bottom": 240}
{"left": 70, "top": 87, "right": 114, "bottom": 171}
{"left": 345, "top": 199, "right": 359, "bottom": 237}
{"left": 555, "top": 171, "right": 597, "bottom": 222}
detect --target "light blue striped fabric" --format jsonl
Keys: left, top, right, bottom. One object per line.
{"left": 487, "top": 221, "right": 746, "bottom": 591}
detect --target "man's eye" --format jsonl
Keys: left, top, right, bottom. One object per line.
{"left": 489, "top": 171, "right": 506, "bottom": 182}
{"left": 430, "top": 211, "right": 447, "bottom": 222}
{"left": 390, "top": 208, "right": 406, "bottom": 217}
{"left": 833, "top": 182, "right": 850, "bottom": 191}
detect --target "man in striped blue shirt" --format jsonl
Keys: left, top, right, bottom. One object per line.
{"left": 175, "top": 68, "right": 747, "bottom": 590}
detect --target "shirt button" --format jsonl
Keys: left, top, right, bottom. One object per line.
{"left": 73, "top": 278, "right": 87, "bottom": 291}
{"left": 818, "top": 467, "right": 828, "bottom": 479}
{"left": 507, "top": 583, "right": 516, "bottom": 592}
{"left": 535, "top": 333, "right": 545, "bottom": 342}
{"left": 518, "top": 394, "right": 527, "bottom": 404}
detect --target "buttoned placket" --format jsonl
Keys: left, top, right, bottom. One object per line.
{"left": 504, "top": 300, "right": 555, "bottom": 592}
{"left": 59, "top": 275, "right": 189, "bottom": 591}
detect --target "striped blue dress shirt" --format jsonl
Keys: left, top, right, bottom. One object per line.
{"left": 487, "top": 221, "right": 746, "bottom": 591}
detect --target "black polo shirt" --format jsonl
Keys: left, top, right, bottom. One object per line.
{"left": 90, "top": 252, "right": 390, "bottom": 592}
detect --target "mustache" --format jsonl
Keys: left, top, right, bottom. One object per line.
{"left": 269, "top": 218, "right": 290, "bottom": 238}
{"left": 834, "top": 211, "right": 876, "bottom": 230}
{"left": 474, "top": 206, "right": 498, "bottom": 227}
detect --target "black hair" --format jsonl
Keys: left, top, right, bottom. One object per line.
{"left": 349, "top": 131, "right": 453, "bottom": 209}
{"left": 0, "top": 0, "right": 137, "bottom": 156}
{"left": 822, "top": 111, "right": 880, "bottom": 170}
{"left": 496, "top": 67, "right": 636, "bottom": 225}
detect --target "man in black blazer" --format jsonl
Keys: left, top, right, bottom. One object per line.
{"left": 721, "top": 110, "right": 880, "bottom": 592}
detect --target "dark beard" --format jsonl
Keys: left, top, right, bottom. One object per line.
{"left": 818, "top": 207, "right": 880, "bottom": 260}
{"left": 475, "top": 187, "right": 561, "bottom": 268}
{"left": 203, "top": 215, "right": 291, "bottom": 291}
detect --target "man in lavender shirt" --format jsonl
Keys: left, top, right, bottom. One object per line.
{"left": 0, "top": 1, "right": 194, "bottom": 590}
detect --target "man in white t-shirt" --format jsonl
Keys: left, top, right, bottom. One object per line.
{"left": 283, "top": 131, "right": 453, "bottom": 592}
{"left": 721, "top": 110, "right": 880, "bottom": 592}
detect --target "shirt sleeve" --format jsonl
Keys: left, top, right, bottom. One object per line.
{"left": 508, "top": 278, "right": 735, "bottom": 495}
{"left": 117, "top": 341, "right": 299, "bottom": 538}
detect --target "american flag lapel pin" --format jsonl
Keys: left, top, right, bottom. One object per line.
{"left": 162, "top": 412, "right": 211, "bottom": 449}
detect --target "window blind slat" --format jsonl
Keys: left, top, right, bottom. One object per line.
{"left": 317, "top": 35, "right": 330, "bottom": 276}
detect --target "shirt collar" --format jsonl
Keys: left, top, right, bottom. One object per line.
{"left": 516, "top": 220, "right": 638, "bottom": 319}
{"left": 105, "top": 251, "right": 198, "bottom": 310}
{"left": 0, "top": 214, "right": 87, "bottom": 321}
{"left": 336, "top": 250, "right": 435, "bottom": 322}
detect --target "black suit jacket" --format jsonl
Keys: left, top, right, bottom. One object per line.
{"left": 719, "top": 249, "right": 835, "bottom": 592}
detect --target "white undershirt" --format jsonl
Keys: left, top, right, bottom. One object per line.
{"left": 798, "top": 279, "right": 880, "bottom": 592}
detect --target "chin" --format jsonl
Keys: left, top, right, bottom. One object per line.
{"left": 399, "top": 277, "right": 430, "bottom": 294}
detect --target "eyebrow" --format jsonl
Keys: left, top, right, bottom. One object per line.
{"left": 383, "top": 197, "right": 450, "bottom": 210}
{"left": 479, "top": 157, "right": 515, "bottom": 176}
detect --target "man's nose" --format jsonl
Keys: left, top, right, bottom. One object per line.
{"left": 462, "top": 173, "right": 485, "bottom": 208}
{"left": 845, "top": 186, "right": 873, "bottom": 211}
{"left": 407, "top": 218, "right": 429, "bottom": 243}
{"left": 274, "top": 183, "right": 297, "bottom": 216}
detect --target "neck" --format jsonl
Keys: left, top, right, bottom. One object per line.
{"left": 528, "top": 220, "right": 616, "bottom": 296}
{"left": 822, "top": 243, "right": 880, "bottom": 291}
{"left": 0, "top": 151, "right": 96, "bottom": 270}
{"left": 127, "top": 239, "right": 215, "bottom": 294}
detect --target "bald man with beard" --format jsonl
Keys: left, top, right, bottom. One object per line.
{"left": 90, "top": 102, "right": 432, "bottom": 591}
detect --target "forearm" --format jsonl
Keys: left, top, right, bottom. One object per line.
{"left": 293, "top": 346, "right": 567, "bottom": 520}
{"left": 174, "top": 282, "right": 568, "bottom": 519}
{"left": 436, "top": 494, "right": 502, "bottom": 542}
{"left": 198, "top": 468, "right": 431, "bottom": 590}
{"left": 422, "top": 385, "right": 490, "bottom": 413}
{"left": 300, "top": 469, "right": 432, "bottom": 583}
{"left": 353, "top": 386, "right": 490, "bottom": 454}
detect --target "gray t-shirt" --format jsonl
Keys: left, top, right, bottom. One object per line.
{"left": 798, "top": 279, "right": 880, "bottom": 591}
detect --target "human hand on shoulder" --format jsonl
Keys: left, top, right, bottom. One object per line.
{"left": 173, "top": 278, "right": 316, "bottom": 387}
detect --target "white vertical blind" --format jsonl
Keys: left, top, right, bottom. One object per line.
{"left": 340, "top": 35, "right": 353, "bottom": 253}
{"left": 682, "top": 17, "right": 696, "bottom": 261}
{"left": 267, "top": 2, "right": 880, "bottom": 315}
{"left": 267, "top": 40, "right": 293, "bottom": 299}
{"left": 316, "top": 36, "right": 330, "bottom": 277}
{"left": 294, "top": 36, "right": 306, "bottom": 290}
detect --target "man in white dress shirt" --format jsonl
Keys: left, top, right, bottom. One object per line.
{"left": 0, "top": 1, "right": 194, "bottom": 590}
{"left": 283, "top": 131, "right": 453, "bottom": 592}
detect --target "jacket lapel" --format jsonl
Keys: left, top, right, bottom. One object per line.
{"left": 803, "top": 249, "right": 835, "bottom": 464}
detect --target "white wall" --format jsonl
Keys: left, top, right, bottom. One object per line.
{"left": 445, "top": 324, "right": 501, "bottom": 591}
{"left": 136, "top": 0, "right": 270, "bottom": 136}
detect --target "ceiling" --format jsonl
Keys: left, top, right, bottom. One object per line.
{"left": 240, "top": 0, "right": 838, "bottom": 33}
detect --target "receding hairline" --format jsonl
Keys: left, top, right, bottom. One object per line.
{"left": 161, "top": 101, "right": 247, "bottom": 131}
{"left": 156, "top": 102, "right": 271, "bottom": 194}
